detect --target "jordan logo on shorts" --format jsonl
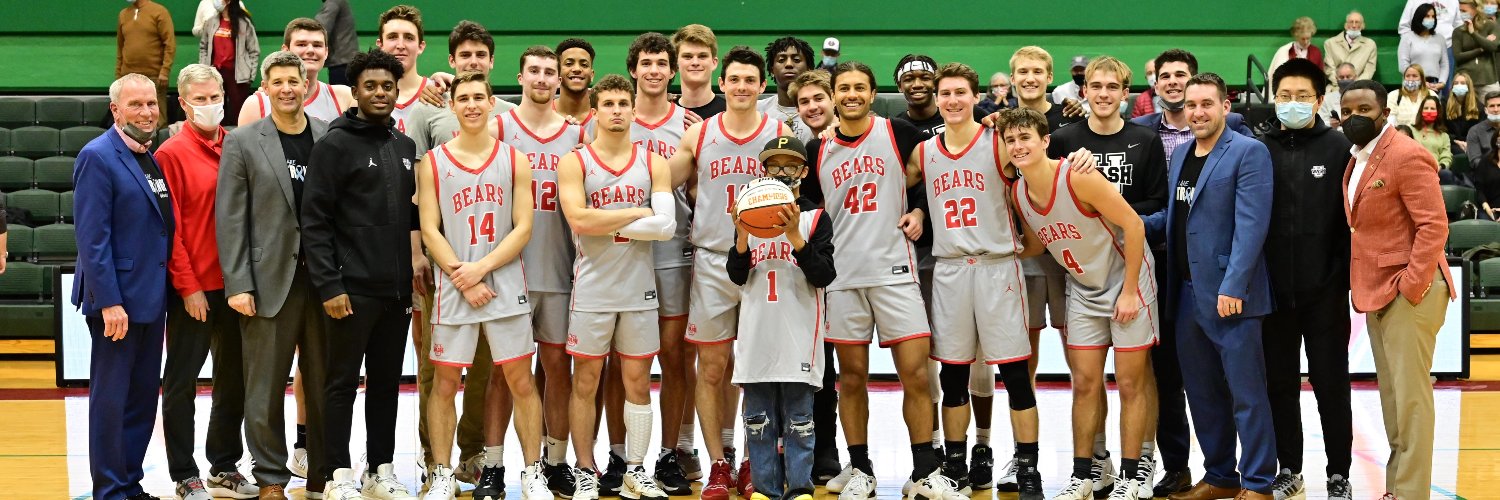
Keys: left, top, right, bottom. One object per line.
{"left": 645, "top": 290, "right": 657, "bottom": 301}
{"left": 891, "top": 265, "right": 910, "bottom": 275}
{"left": 518, "top": 295, "right": 528, "bottom": 304}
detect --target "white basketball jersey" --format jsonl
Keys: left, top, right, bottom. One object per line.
{"left": 631, "top": 103, "right": 693, "bottom": 269}
{"left": 429, "top": 141, "right": 530, "bottom": 324}
{"left": 732, "top": 208, "right": 826, "bottom": 387}
{"left": 571, "top": 145, "right": 659, "bottom": 312}
{"left": 254, "top": 81, "right": 344, "bottom": 123}
{"left": 497, "top": 110, "right": 587, "bottom": 293}
{"left": 817, "top": 117, "right": 918, "bottom": 291}
{"left": 691, "top": 113, "right": 780, "bottom": 253}
{"left": 1014, "top": 164, "right": 1158, "bottom": 316}
{"left": 390, "top": 77, "right": 431, "bottom": 134}
{"left": 919, "top": 128, "right": 1022, "bottom": 258}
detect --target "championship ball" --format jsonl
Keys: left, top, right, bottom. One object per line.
{"left": 734, "top": 178, "right": 797, "bottom": 238}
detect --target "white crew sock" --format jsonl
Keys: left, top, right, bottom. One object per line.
{"left": 611, "top": 443, "right": 626, "bottom": 458}
{"left": 545, "top": 437, "right": 567, "bottom": 466}
{"left": 975, "top": 428, "right": 991, "bottom": 446}
{"left": 1141, "top": 441, "right": 1156, "bottom": 460}
{"left": 1093, "top": 432, "right": 1108, "bottom": 457}
{"left": 721, "top": 428, "right": 736, "bottom": 453}
{"left": 624, "top": 402, "right": 654, "bottom": 466}
{"left": 484, "top": 445, "right": 504, "bottom": 467}
{"left": 932, "top": 430, "right": 943, "bottom": 448}
{"left": 678, "top": 423, "right": 695, "bottom": 451}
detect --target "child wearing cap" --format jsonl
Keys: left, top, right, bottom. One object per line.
{"left": 726, "top": 136, "right": 837, "bottom": 500}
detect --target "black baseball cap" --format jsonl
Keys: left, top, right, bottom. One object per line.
{"left": 759, "top": 135, "right": 808, "bottom": 163}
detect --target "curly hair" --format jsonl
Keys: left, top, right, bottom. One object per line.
{"left": 627, "top": 32, "right": 677, "bottom": 73}
{"left": 764, "top": 36, "right": 814, "bottom": 70}
{"left": 347, "top": 47, "right": 406, "bottom": 85}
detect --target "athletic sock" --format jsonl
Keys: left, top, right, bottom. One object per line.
{"left": 975, "top": 428, "right": 991, "bottom": 446}
{"left": 611, "top": 444, "right": 627, "bottom": 458}
{"left": 1121, "top": 458, "right": 1140, "bottom": 481}
{"left": 911, "top": 443, "right": 939, "bottom": 480}
{"left": 484, "top": 445, "right": 504, "bottom": 467}
{"left": 1092, "top": 432, "right": 1107, "bottom": 458}
{"left": 1015, "top": 442, "right": 1040, "bottom": 458}
{"left": 721, "top": 428, "right": 736, "bottom": 453}
{"left": 1141, "top": 441, "right": 1156, "bottom": 461}
{"left": 678, "top": 423, "right": 695, "bottom": 451}
{"left": 848, "top": 445, "right": 873, "bottom": 476}
{"left": 624, "top": 402, "right": 654, "bottom": 465}
{"left": 1072, "top": 457, "right": 1093, "bottom": 480}
{"left": 931, "top": 430, "right": 942, "bottom": 448}
{"left": 545, "top": 437, "right": 567, "bottom": 466}
{"left": 294, "top": 424, "right": 307, "bottom": 449}
{"left": 944, "top": 441, "right": 968, "bottom": 465}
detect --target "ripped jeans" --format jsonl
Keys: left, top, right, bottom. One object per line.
{"left": 742, "top": 382, "right": 817, "bottom": 499}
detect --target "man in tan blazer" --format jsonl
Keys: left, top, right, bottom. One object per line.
{"left": 1338, "top": 79, "right": 1454, "bottom": 500}
{"left": 1324, "top": 11, "right": 1377, "bottom": 86}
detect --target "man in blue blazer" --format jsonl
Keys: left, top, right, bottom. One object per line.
{"left": 73, "top": 73, "right": 175, "bottom": 500}
{"left": 1143, "top": 73, "right": 1276, "bottom": 500}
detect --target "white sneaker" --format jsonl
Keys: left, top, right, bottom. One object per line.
{"left": 1271, "top": 469, "right": 1306, "bottom": 500}
{"left": 837, "top": 469, "right": 876, "bottom": 500}
{"left": 572, "top": 468, "right": 601, "bottom": 500}
{"left": 205, "top": 471, "right": 258, "bottom": 499}
{"left": 1052, "top": 477, "right": 1094, "bottom": 500}
{"left": 325, "top": 468, "right": 364, "bottom": 500}
{"left": 363, "top": 463, "right": 417, "bottom": 500}
{"left": 826, "top": 465, "right": 855, "bottom": 493}
{"left": 523, "top": 462, "right": 557, "bottom": 500}
{"left": 423, "top": 466, "right": 456, "bottom": 500}
{"left": 455, "top": 453, "right": 485, "bottom": 485}
{"left": 910, "top": 469, "right": 969, "bottom": 500}
{"left": 174, "top": 477, "right": 212, "bottom": 500}
{"left": 1134, "top": 459, "right": 1157, "bottom": 500}
{"left": 1091, "top": 455, "right": 1116, "bottom": 495}
{"left": 289, "top": 448, "right": 310, "bottom": 479}
{"left": 621, "top": 467, "right": 668, "bottom": 500}
{"left": 997, "top": 457, "right": 1018, "bottom": 491}
{"left": 1110, "top": 478, "right": 1147, "bottom": 500}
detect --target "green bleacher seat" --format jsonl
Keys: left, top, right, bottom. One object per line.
{"left": 33, "top": 223, "right": 75, "bottom": 261}
{"left": 60, "top": 126, "right": 102, "bottom": 157}
{"left": 81, "top": 96, "right": 110, "bottom": 127}
{"left": 32, "top": 156, "right": 72, "bottom": 191}
{"left": 0, "top": 156, "right": 32, "bottom": 191}
{"left": 6, "top": 225, "right": 33, "bottom": 261}
{"left": 1442, "top": 185, "right": 1477, "bottom": 217}
{"left": 35, "top": 97, "right": 82, "bottom": 128}
{"left": 11, "top": 126, "right": 58, "bottom": 159}
{"left": 0, "top": 126, "right": 10, "bottom": 155}
{"left": 871, "top": 94, "right": 909, "bottom": 118}
{"left": 59, "top": 190, "right": 72, "bottom": 223}
{"left": 0, "top": 261, "right": 44, "bottom": 298}
{"left": 0, "top": 97, "right": 34, "bottom": 128}
{"left": 0, "top": 302, "right": 54, "bottom": 338}
{"left": 6, "top": 189, "right": 59, "bottom": 225}
{"left": 1453, "top": 153, "right": 1471, "bottom": 179}
{"left": 1449, "top": 219, "right": 1500, "bottom": 255}
{"left": 1472, "top": 297, "right": 1500, "bottom": 331}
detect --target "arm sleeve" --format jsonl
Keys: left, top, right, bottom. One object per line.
{"left": 157, "top": 9, "right": 175, "bottom": 81}
{"left": 155, "top": 148, "right": 203, "bottom": 297}
{"left": 1359, "top": 45, "right": 1378, "bottom": 80}
{"left": 727, "top": 234, "right": 751, "bottom": 286}
{"left": 802, "top": 138, "right": 825, "bottom": 207}
{"left": 794, "top": 210, "right": 838, "bottom": 288}
{"left": 74, "top": 151, "right": 124, "bottom": 309}
{"left": 215, "top": 135, "right": 255, "bottom": 297}
{"left": 1438, "top": 134, "right": 1453, "bottom": 167}
{"left": 614, "top": 191, "right": 677, "bottom": 241}
{"left": 314, "top": 0, "right": 339, "bottom": 37}
{"left": 1219, "top": 144, "right": 1275, "bottom": 300}
{"left": 1131, "top": 134, "right": 1170, "bottom": 215}
{"left": 192, "top": 0, "right": 213, "bottom": 37}
{"left": 300, "top": 141, "right": 347, "bottom": 300}
{"left": 1399, "top": 0, "right": 1416, "bottom": 37}
{"left": 1397, "top": 147, "right": 1451, "bottom": 302}
{"left": 1399, "top": 36, "right": 1414, "bottom": 73}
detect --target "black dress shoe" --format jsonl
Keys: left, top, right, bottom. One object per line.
{"left": 1154, "top": 469, "right": 1194, "bottom": 498}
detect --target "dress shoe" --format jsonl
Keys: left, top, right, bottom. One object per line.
{"left": 1233, "top": 489, "right": 1272, "bottom": 500}
{"left": 259, "top": 483, "right": 288, "bottom": 500}
{"left": 1154, "top": 469, "right": 1193, "bottom": 498}
{"left": 1167, "top": 480, "right": 1239, "bottom": 500}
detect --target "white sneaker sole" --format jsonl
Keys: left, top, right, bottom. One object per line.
{"left": 206, "top": 487, "right": 257, "bottom": 499}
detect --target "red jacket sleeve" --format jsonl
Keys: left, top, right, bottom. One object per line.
{"left": 154, "top": 145, "right": 203, "bottom": 297}
{"left": 1395, "top": 143, "right": 1449, "bottom": 304}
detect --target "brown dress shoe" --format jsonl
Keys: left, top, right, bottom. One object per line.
{"left": 259, "top": 483, "right": 288, "bottom": 500}
{"left": 1167, "top": 481, "right": 1239, "bottom": 500}
{"left": 1234, "top": 489, "right": 1273, "bottom": 500}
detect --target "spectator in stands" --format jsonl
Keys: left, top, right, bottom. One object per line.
{"left": 196, "top": 0, "right": 257, "bottom": 125}
{"left": 1267, "top": 17, "right": 1323, "bottom": 79}
{"left": 315, "top": 0, "right": 357, "bottom": 86}
{"left": 1471, "top": 132, "right": 1500, "bottom": 217}
{"left": 819, "top": 37, "right": 840, "bottom": 71}
{"left": 1454, "top": 0, "right": 1500, "bottom": 94}
{"left": 1465, "top": 91, "right": 1500, "bottom": 160}
{"left": 978, "top": 71, "right": 1017, "bottom": 115}
{"left": 1389, "top": 64, "right": 1434, "bottom": 126}
{"left": 1413, "top": 96, "right": 1455, "bottom": 171}
{"left": 192, "top": 0, "right": 241, "bottom": 37}
{"left": 1401, "top": 4, "right": 1452, "bottom": 85}
{"left": 1051, "top": 55, "right": 1088, "bottom": 110}
{"left": 1324, "top": 11, "right": 1376, "bottom": 84}
{"left": 1132, "top": 49, "right": 1254, "bottom": 160}
{"left": 1396, "top": 124, "right": 1417, "bottom": 137}
{"left": 75, "top": 73, "right": 174, "bottom": 500}
{"left": 154, "top": 63, "right": 257, "bottom": 500}
{"left": 1446, "top": 71, "right": 1482, "bottom": 151}
{"left": 1401, "top": 0, "right": 1461, "bottom": 54}
{"left": 1320, "top": 63, "right": 1357, "bottom": 127}
{"left": 1131, "top": 58, "right": 1159, "bottom": 118}
{"left": 117, "top": 0, "right": 175, "bottom": 111}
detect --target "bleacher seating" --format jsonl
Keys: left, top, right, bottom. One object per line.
{"left": 0, "top": 261, "right": 56, "bottom": 339}
{"left": 1453, "top": 153, "right": 1471, "bottom": 180}
{"left": 60, "top": 126, "right": 101, "bottom": 157}
{"left": 33, "top": 223, "right": 75, "bottom": 262}
{"left": 32, "top": 156, "right": 71, "bottom": 191}
{"left": 81, "top": 96, "right": 110, "bottom": 127}
{"left": 6, "top": 225, "right": 32, "bottom": 261}
{"left": 0, "top": 156, "right": 31, "bottom": 191}
{"left": 35, "top": 97, "right": 82, "bottom": 129}
{"left": 0, "top": 97, "right": 33, "bottom": 129}
{"left": 1443, "top": 185, "right": 1477, "bottom": 220}
{"left": 0, "top": 261, "right": 44, "bottom": 299}
{"left": 11, "top": 126, "right": 57, "bottom": 159}
{"left": 1476, "top": 257, "right": 1500, "bottom": 330}
{"left": 58, "top": 190, "right": 72, "bottom": 223}
{"left": 0, "top": 126, "right": 10, "bottom": 155}
{"left": 5, "top": 189, "right": 59, "bottom": 225}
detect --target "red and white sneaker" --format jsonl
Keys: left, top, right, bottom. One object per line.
{"left": 736, "top": 459, "right": 754, "bottom": 496}
{"left": 700, "top": 460, "right": 733, "bottom": 500}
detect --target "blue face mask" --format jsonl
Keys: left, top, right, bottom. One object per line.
{"left": 1455, "top": 84, "right": 1471, "bottom": 97}
{"left": 1487, "top": 5, "right": 1498, "bottom": 16}
{"left": 1276, "top": 101, "right": 1316, "bottom": 129}
{"left": 1423, "top": 18, "right": 1438, "bottom": 30}
{"left": 1462, "top": 12, "right": 1474, "bottom": 23}
{"left": 1489, "top": 112, "right": 1500, "bottom": 123}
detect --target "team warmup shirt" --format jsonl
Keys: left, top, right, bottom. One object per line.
{"left": 428, "top": 141, "right": 529, "bottom": 324}
{"left": 497, "top": 110, "right": 588, "bottom": 294}
{"left": 917, "top": 127, "right": 1020, "bottom": 258}
{"left": 631, "top": 103, "right": 693, "bottom": 270}
{"left": 253, "top": 80, "right": 345, "bottom": 123}
{"left": 1047, "top": 121, "right": 1169, "bottom": 215}
{"left": 1014, "top": 162, "right": 1157, "bottom": 317}
{"left": 691, "top": 113, "right": 780, "bottom": 252}
{"left": 728, "top": 199, "right": 835, "bottom": 387}
{"left": 571, "top": 144, "right": 659, "bottom": 313}
{"left": 808, "top": 117, "right": 923, "bottom": 291}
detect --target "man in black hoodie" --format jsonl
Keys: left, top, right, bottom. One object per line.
{"left": 300, "top": 47, "right": 423, "bottom": 500}
{"left": 1258, "top": 58, "right": 1355, "bottom": 500}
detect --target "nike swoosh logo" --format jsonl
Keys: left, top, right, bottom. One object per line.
{"left": 1128, "top": 143, "right": 1140, "bottom": 148}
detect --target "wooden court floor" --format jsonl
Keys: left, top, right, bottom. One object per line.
{"left": 2, "top": 355, "right": 1498, "bottom": 499}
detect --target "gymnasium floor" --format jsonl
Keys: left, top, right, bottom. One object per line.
{"left": 1, "top": 346, "right": 1495, "bottom": 500}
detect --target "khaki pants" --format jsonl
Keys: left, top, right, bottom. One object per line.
{"left": 415, "top": 289, "right": 495, "bottom": 467}
{"left": 1366, "top": 271, "right": 1448, "bottom": 500}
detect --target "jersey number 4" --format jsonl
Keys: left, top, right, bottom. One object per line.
{"left": 943, "top": 197, "right": 978, "bottom": 228}
{"left": 842, "top": 183, "right": 878, "bottom": 214}
{"left": 467, "top": 213, "right": 496, "bottom": 245}
{"left": 1061, "top": 248, "right": 1085, "bottom": 275}
{"left": 533, "top": 179, "right": 558, "bottom": 211}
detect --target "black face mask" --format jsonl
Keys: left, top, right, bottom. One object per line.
{"left": 1338, "top": 79, "right": 1354, "bottom": 93}
{"left": 1342, "top": 114, "right": 1381, "bottom": 146}
{"left": 1072, "top": 74, "right": 1086, "bottom": 86}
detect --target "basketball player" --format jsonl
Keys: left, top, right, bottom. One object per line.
{"left": 916, "top": 62, "right": 1046, "bottom": 500}
{"left": 623, "top": 31, "right": 697, "bottom": 497}
{"left": 1047, "top": 56, "right": 1169, "bottom": 496}
{"left": 493, "top": 44, "right": 589, "bottom": 496}
{"left": 728, "top": 136, "right": 837, "bottom": 500}
{"left": 376, "top": 5, "right": 438, "bottom": 134}
{"left": 407, "top": 21, "right": 520, "bottom": 154}
{"left": 557, "top": 74, "right": 676, "bottom": 500}
{"left": 761, "top": 37, "right": 815, "bottom": 141}
{"left": 237, "top": 18, "right": 353, "bottom": 125}
{"left": 674, "top": 24, "right": 725, "bottom": 120}
{"left": 415, "top": 71, "right": 552, "bottom": 500}
{"left": 790, "top": 70, "right": 835, "bottom": 139}
{"left": 555, "top": 38, "right": 596, "bottom": 126}
{"left": 665, "top": 46, "right": 792, "bottom": 500}
{"left": 1002, "top": 107, "right": 1159, "bottom": 500}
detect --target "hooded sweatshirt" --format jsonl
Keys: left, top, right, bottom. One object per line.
{"left": 1259, "top": 116, "right": 1354, "bottom": 309}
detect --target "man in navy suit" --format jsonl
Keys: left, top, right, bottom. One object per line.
{"left": 1143, "top": 73, "right": 1276, "bottom": 500}
{"left": 73, "top": 73, "right": 175, "bottom": 500}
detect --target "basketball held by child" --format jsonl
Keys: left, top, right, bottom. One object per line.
{"left": 735, "top": 177, "right": 796, "bottom": 238}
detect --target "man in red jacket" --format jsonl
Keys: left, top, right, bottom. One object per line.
{"left": 1339, "top": 79, "right": 1455, "bottom": 500}
{"left": 154, "top": 63, "right": 257, "bottom": 500}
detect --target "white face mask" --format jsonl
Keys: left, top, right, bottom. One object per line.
{"left": 189, "top": 102, "right": 225, "bottom": 129}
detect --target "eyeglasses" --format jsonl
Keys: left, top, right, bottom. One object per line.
{"left": 1274, "top": 94, "right": 1318, "bottom": 104}
{"left": 765, "top": 164, "right": 805, "bottom": 174}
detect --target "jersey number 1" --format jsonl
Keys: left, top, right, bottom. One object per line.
{"left": 766, "top": 270, "right": 779, "bottom": 302}
{"left": 468, "top": 213, "right": 496, "bottom": 245}
{"left": 1061, "top": 248, "right": 1085, "bottom": 275}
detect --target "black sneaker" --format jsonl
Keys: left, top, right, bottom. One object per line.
{"left": 601, "top": 452, "right": 626, "bottom": 497}
{"left": 1152, "top": 469, "right": 1192, "bottom": 498}
{"left": 1016, "top": 457, "right": 1044, "bottom": 500}
{"left": 812, "top": 448, "right": 842, "bottom": 485}
{"left": 969, "top": 444, "right": 995, "bottom": 491}
{"left": 942, "top": 458, "right": 971, "bottom": 495}
{"left": 653, "top": 449, "right": 693, "bottom": 496}
{"left": 547, "top": 462, "right": 578, "bottom": 498}
{"left": 474, "top": 465, "right": 506, "bottom": 500}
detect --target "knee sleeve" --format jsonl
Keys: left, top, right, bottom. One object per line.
{"left": 998, "top": 360, "right": 1037, "bottom": 411}
{"left": 940, "top": 362, "right": 972, "bottom": 408}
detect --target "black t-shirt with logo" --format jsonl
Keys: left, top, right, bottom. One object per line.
{"left": 280, "top": 126, "right": 315, "bottom": 218}
{"left": 1174, "top": 150, "right": 1207, "bottom": 278}
{"left": 133, "top": 151, "right": 174, "bottom": 235}
{"left": 1047, "top": 121, "right": 1168, "bottom": 215}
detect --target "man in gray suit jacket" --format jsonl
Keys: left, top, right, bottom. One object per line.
{"left": 216, "top": 51, "right": 330, "bottom": 500}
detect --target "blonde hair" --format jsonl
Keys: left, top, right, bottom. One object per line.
{"left": 1291, "top": 16, "right": 1317, "bottom": 38}
{"left": 1084, "top": 56, "right": 1132, "bottom": 88}
{"left": 1448, "top": 70, "right": 1481, "bottom": 121}
{"left": 1009, "top": 46, "right": 1053, "bottom": 75}
{"left": 671, "top": 24, "right": 718, "bottom": 57}
{"left": 177, "top": 64, "right": 223, "bottom": 96}
{"left": 788, "top": 69, "right": 831, "bottom": 97}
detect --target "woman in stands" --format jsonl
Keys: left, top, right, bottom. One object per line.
{"left": 1413, "top": 95, "right": 1455, "bottom": 172}
{"left": 196, "top": 0, "right": 258, "bottom": 125}
{"left": 1400, "top": 3, "right": 1449, "bottom": 86}
{"left": 1446, "top": 71, "right": 1482, "bottom": 154}
{"left": 1267, "top": 17, "right": 1322, "bottom": 78}
{"left": 1472, "top": 132, "right": 1500, "bottom": 218}
{"left": 1455, "top": 1, "right": 1499, "bottom": 95}
{"left": 1389, "top": 64, "right": 1433, "bottom": 126}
